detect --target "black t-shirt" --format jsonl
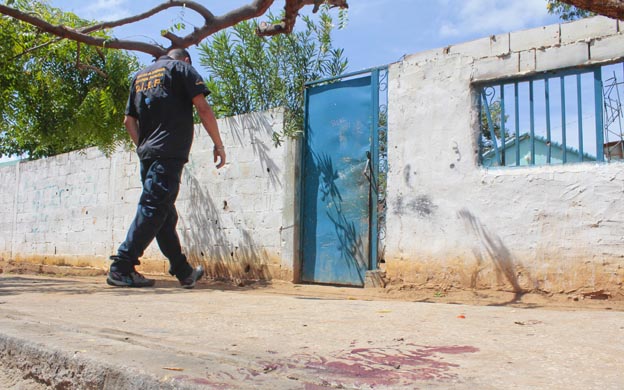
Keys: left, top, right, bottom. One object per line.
{"left": 125, "top": 55, "right": 210, "bottom": 161}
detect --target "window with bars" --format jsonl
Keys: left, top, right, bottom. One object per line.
{"left": 478, "top": 61, "right": 624, "bottom": 167}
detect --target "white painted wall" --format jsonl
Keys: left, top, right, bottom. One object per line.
{"left": 385, "top": 16, "right": 624, "bottom": 291}
{"left": 0, "top": 161, "right": 17, "bottom": 261}
{"left": 0, "top": 109, "right": 297, "bottom": 279}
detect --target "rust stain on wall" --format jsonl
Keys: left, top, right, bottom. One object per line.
{"left": 382, "top": 256, "right": 624, "bottom": 296}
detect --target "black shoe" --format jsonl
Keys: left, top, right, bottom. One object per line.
{"left": 179, "top": 265, "right": 204, "bottom": 289}
{"left": 107, "top": 270, "right": 155, "bottom": 287}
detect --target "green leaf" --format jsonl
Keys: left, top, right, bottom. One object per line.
{"left": 546, "top": 0, "right": 595, "bottom": 20}
{"left": 198, "top": 9, "right": 348, "bottom": 142}
{"left": 0, "top": 1, "right": 138, "bottom": 159}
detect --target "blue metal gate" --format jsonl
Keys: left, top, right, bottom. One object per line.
{"left": 301, "top": 68, "right": 386, "bottom": 287}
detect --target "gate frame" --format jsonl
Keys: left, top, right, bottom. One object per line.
{"left": 477, "top": 64, "right": 608, "bottom": 167}
{"left": 296, "top": 66, "right": 388, "bottom": 285}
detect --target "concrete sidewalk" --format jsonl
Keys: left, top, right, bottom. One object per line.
{"left": 0, "top": 274, "right": 623, "bottom": 390}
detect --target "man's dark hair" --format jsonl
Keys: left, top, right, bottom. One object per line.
{"left": 168, "top": 48, "right": 192, "bottom": 64}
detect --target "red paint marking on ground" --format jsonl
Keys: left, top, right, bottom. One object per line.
{"left": 292, "top": 345, "right": 479, "bottom": 387}
{"left": 171, "top": 375, "right": 231, "bottom": 389}
{"left": 173, "top": 345, "right": 479, "bottom": 388}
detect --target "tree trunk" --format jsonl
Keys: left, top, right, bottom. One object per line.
{"left": 560, "top": 0, "right": 624, "bottom": 19}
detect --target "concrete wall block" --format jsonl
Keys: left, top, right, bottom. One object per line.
{"left": 84, "top": 147, "right": 103, "bottom": 160}
{"left": 89, "top": 242, "right": 109, "bottom": 256}
{"left": 235, "top": 179, "right": 266, "bottom": 196}
{"left": 251, "top": 194, "right": 271, "bottom": 212}
{"left": 590, "top": 33, "right": 624, "bottom": 62}
{"left": 87, "top": 158, "right": 111, "bottom": 171}
{"left": 264, "top": 210, "right": 283, "bottom": 227}
{"left": 449, "top": 33, "right": 509, "bottom": 59}
{"left": 472, "top": 53, "right": 519, "bottom": 82}
{"left": 230, "top": 162, "right": 255, "bottom": 180}
{"left": 218, "top": 195, "right": 246, "bottom": 213}
{"left": 122, "top": 188, "right": 142, "bottom": 203}
{"left": 535, "top": 42, "right": 589, "bottom": 72}
{"left": 519, "top": 49, "right": 536, "bottom": 74}
{"left": 0, "top": 237, "right": 9, "bottom": 253}
{"left": 400, "top": 47, "right": 447, "bottom": 68}
{"left": 510, "top": 24, "right": 560, "bottom": 52}
{"left": 561, "top": 15, "right": 619, "bottom": 44}
{"left": 269, "top": 193, "right": 286, "bottom": 212}
{"left": 0, "top": 166, "right": 17, "bottom": 226}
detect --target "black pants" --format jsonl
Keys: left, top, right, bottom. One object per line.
{"left": 111, "top": 158, "right": 192, "bottom": 280}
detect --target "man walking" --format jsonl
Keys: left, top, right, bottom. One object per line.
{"left": 107, "top": 48, "right": 226, "bottom": 289}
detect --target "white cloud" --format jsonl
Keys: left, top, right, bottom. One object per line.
{"left": 438, "top": 0, "right": 554, "bottom": 38}
{"left": 80, "top": 0, "right": 132, "bottom": 21}
{"left": 347, "top": 0, "right": 415, "bottom": 26}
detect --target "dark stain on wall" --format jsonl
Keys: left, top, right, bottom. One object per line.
{"left": 452, "top": 141, "right": 461, "bottom": 162}
{"left": 403, "top": 164, "right": 414, "bottom": 189}
{"left": 394, "top": 194, "right": 437, "bottom": 218}
{"left": 412, "top": 195, "right": 437, "bottom": 217}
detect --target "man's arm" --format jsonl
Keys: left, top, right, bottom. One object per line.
{"left": 192, "top": 94, "right": 226, "bottom": 169}
{"left": 124, "top": 115, "right": 140, "bottom": 146}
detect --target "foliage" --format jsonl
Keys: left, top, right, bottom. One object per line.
{"left": 198, "top": 8, "right": 348, "bottom": 145}
{"left": 0, "top": 0, "right": 138, "bottom": 159}
{"left": 480, "top": 98, "right": 512, "bottom": 166}
{"left": 546, "top": 0, "right": 595, "bottom": 20}
{"left": 480, "top": 99, "right": 509, "bottom": 144}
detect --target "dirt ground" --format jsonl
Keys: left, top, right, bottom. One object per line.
{"left": 0, "top": 366, "right": 48, "bottom": 390}
{"left": 1, "top": 263, "right": 623, "bottom": 390}
{"left": 235, "top": 279, "right": 624, "bottom": 312}
{"left": 2, "top": 260, "right": 623, "bottom": 312}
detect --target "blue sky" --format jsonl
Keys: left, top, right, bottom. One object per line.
{"left": 49, "top": 0, "right": 562, "bottom": 72}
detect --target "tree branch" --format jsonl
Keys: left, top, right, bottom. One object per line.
{"left": 558, "top": 0, "right": 624, "bottom": 20}
{"left": 76, "top": 43, "right": 108, "bottom": 79}
{"left": 80, "top": 1, "right": 216, "bottom": 34}
{"left": 0, "top": 0, "right": 349, "bottom": 58}
{"left": 11, "top": 37, "right": 63, "bottom": 60}
{"left": 161, "top": 30, "right": 186, "bottom": 47}
{"left": 0, "top": 4, "right": 166, "bottom": 56}
{"left": 257, "top": 0, "right": 349, "bottom": 36}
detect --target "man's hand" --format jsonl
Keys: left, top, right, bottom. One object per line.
{"left": 192, "top": 94, "right": 226, "bottom": 170}
{"left": 123, "top": 115, "right": 140, "bottom": 146}
{"left": 214, "top": 146, "right": 226, "bottom": 169}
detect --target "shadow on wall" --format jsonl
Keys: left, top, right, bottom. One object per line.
{"left": 224, "top": 112, "right": 282, "bottom": 189}
{"left": 179, "top": 172, "right": 271, "bottom": 281}
{"left": 457, "top": 209, "right": 528, "bottom": 295}
{"left": 317, "top": 152, "right": 367, "bottom": 283}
